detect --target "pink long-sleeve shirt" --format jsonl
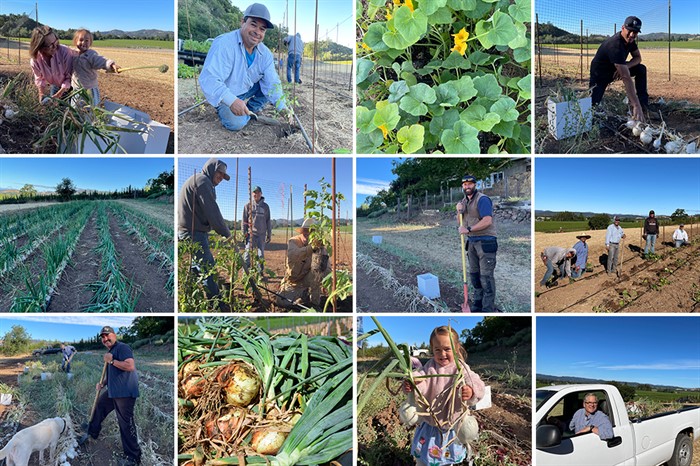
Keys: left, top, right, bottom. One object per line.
{"left": 411, "top": 357, "right": 485, "bottom": 427}
{"left": 30, "top": 44, "right": 74, "bottom": 90}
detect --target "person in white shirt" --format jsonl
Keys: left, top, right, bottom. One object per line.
{"left": 673, "top": 224, "right": 689, "bottom": 248}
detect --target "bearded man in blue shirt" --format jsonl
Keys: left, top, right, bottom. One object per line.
{"left": 200, "top": 3, "right": 294, "bottom": 131}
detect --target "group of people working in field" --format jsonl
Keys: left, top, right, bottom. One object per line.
{"left": 177, "top": 158, "right": 328, "bottom": 310}
{"left": 540, "top": 212, "right": 692, "bottom": 287}
{"left": 29, "top": 25, "right": 120, "bottom": 107}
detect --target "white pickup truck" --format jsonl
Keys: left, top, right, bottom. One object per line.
{"left": 536, "top": 384, "right": 700, "bottom": 466}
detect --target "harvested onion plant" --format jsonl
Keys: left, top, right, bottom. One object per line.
{"left": 358, "top": 317, "right": 476, "bottom": 444}
{"left": 33, "top": 88, "right": 142, "bottom": 154}
{"left": 178, "top": 317, "right": 352, "bottom": 465}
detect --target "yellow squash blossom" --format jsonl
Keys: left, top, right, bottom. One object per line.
{"left": 452, "top": 27, "right": 469, "bottom": 43}
{"left": 405, "top": 0, "right": 414, "bottom": 12}
{"left": 451, "top": 41, "right": 467, "bottom": 56}
{"left": 393, "top": 0, "right": 401, "bottom": 4}
{"left": 378, "top": 124, "right": 389, "bottom": 139}
{"left": 361, "top": 43, "right": 371, "bottom": 51}
{"left": 386, "top": 9, "right": 393, "bottom": 20}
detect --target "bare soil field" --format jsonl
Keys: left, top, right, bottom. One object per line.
{"left": 177, "top": 74, "right": 353, "bottom": 154}
{"left": 359, "top": 344, "right": 532, "bottom": 466}
{"left": 0, "top": 201, "right": 60, "bottom": 214}
{"left": 535, "top": 224, "right": 700, "bottom": 312}
{"left": 357, "top": 212, "right": 531, "bottom": 313}
{"left": 0, "top": 47, "right": 174, "bottom": 154}
{"left": 535, "top": 48, "right": 700, "bottom": 154}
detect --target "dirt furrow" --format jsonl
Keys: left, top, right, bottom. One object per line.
{"left": 47, "top": 211, "right": 100, "bottom": 312}
{"left": 107, "top": 210, "right": 173, "bottom": 312}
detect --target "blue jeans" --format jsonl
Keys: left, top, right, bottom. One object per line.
{"left": 287, "top": 53, "right": 302, "bottom": 83}
{"left": 644, "top": 234, "right": 657, "bottom": 254}
{"left": 570, "top": 267, "right": 585, "bottom": 279}
{"left": 244, "top": 235, "right": 266, "bottom": 271}
{"left": 540, "top": 259, "right": 566, "bottom": 285}
{"left": 216, "top": 82, "right": 269, "bottom": 131}
{"left": 675, "top": 239, "right": 688, "bottom": 248}
{"left": 62, "top": 360, "right": 71, "bottom": 373}
{"left": 179, "top": 230, "right": 220, "bottom": 297}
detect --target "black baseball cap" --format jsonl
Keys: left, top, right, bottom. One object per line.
{"left": 462, "top": 175, "right": 477, "bottom": 183}
{"left": 623, "top": 16, "right": 642, "bottom": 33}
{"left": 100, "top": 326, "right": 115, "bottom": 335}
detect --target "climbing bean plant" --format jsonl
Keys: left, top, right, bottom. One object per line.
{"left": 356, "top": 0, "right": 531, "bottom": 154}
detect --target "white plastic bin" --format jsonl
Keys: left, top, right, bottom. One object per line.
{"left": 70, "top": 101, "right": 170, "bottom": 154}
{"left": 372, "top": 236, "right": 383, "bottom": 244}
{"left": 417, "top": 273, "right": 440, "bottom": 299}
{"left": 0, "top": 393, "right": 12, "bottom": 405}
{"left": 67, "top": 373, "right": 74, "bottom": 380}
{"left": 40, "top": 372, "right": 53, "bottom": 381}
{"left": 546, "top": 96, "right": 593, "bottom": 140}
{"left": 475, "top": 385, "right": 492, "bottom": 410}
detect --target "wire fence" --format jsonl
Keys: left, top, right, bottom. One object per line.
{"left": 178, "top": 160, "right": 352, "bottom": 240}
{"left": 0, "top": 37, "right": 25, "bottom": 65}
{"left": 535, "top": 0, "right": 673, "bottom": 86}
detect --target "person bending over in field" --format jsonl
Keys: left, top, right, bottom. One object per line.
{"left": 29, "top": 26, "right": 74, "bottom": 105}
{"left": 71, "top": 29, "right": 119, "bottom": 107}
{"left": 539, "top": 247, "right": 577, "bottom": 287}
{"left": 589, "top": 16, "right": 648, "bottom": 122}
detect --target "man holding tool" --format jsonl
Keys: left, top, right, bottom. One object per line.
{"left": 199, "top": 3, "right": 295, "bottom": 131}
{"left": 284, "top": 32, "right": 304, "bottom": 84}
{"left": 242, "top": 185, "right": 272, "bottom": 274}
{"left": 456, "top": 175, "right": 498, "bottom": 313}
{"left": 79, "top": 326, "right": 141, "bottom": 466}
{"left": 605, "top": 216, "right": 626, "bottom": 276}
{"left": 178, "top": 158, "right": 232, "bottom": 299}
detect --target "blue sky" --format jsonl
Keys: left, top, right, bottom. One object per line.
{"left": 1, "top": 0, "right": 174, "bottom": 32}
{"left": 537, "top": 317, "right": 700, "bottom": 389}
{"left": 535, "top": 158, "right": 700, "bottom": 216}
{"left": 0, "top": 316, "right": 137, "bottom": 343}
{"left": 359, "top": 316, "right": 486, "bottom": 348}
{"left": 356, "top": 157, "right": 400, "bottom": 207}
{"left": 0, "top": 158, "right": 174, "bottom": 192}
{"left": 178, "top": 157, "right": 352, "bottom": 221}
{"left": 536, "top": 0, "right": 699, "bottom": 35}
{"left": 232, "top": 0, "right": 353, "bottom": 47}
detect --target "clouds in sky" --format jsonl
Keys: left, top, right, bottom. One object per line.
{"left": 356, "top": 177, "right": 390, "bottom": 196}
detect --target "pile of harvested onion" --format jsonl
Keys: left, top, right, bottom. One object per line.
{"left": 178, "top": 317, "right": 352, "bottom": 466}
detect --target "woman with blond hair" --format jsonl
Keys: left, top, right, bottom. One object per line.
{"left": 29, "top": 26, "right": 74, "bottom": 104}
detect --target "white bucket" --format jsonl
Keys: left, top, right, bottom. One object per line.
{"left": 475, "top": 385, "right": 492, "bottom": 410}
{"left": 23, "top": 366, "right": 29, "bottom": 374}
{"left": 0, "top": 393, "right": 12, "bottom": 405}
{"left": 372, "top": 235, "right": 383, "bottom": 244}
{"left": 66, "top": 373, "right": 74, "bottom": 380}
{"left": 417, "top": 273, "right": 440, "bottom": 299}
{"left": 40, "top": 372, "right": 53, "bottom": 381}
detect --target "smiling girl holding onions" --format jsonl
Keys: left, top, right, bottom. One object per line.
{"left": 403, "top": 325, "right": 486, "bottom": 466}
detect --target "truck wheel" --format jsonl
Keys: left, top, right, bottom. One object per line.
{"left": 668, "top": 433, "right": 693, "bottom": 466}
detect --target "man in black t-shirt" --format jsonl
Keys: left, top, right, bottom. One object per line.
{"left": 79, "top": 326, "right": 142, "bottom": 466}
{"left": 590, "top": 16, "right": 648, "bottom": 122}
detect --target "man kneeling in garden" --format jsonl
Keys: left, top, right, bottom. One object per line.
{"left": 277, "top": 219, "right": 329, "bottom": 308}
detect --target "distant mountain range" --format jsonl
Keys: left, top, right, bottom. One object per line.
{"left": 537, "top": 23, "right": 699, "bottom": 42}
{"left": 535, "top": 210, "right": 652, "bottom": 218}
{"left": 97, "top": 29, "right": 173, "bottom": 38}
{"left": 537, "top": 373, "right": 697, "bottom": 391}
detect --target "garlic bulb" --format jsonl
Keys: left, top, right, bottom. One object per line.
{"left": 685, "top": 142, "right": 697, "bottom": 154}
{"left": 632, "top": 124, "right": 643, "bottom": 137}
{"left": 4, "top": 109, "right": 16, "bottom": 119}
{"left": 640, "top": 129, "right": 653, "bottom": 145}
{"left": 625, "top": 120, "right": 636, "bottom": 129}
{"left": 456, "top": 414, "right": 479, "bottom": 444}
{"left": 664, "top": 141, "right": 681, "bottom": 154}
{"left": 398, "top": 391, "right": 419, "bottom": 426}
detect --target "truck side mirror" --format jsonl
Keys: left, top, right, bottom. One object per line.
{"left": 536, "top": 424, "right": 562, "bottom": 449}
{"left": 606, "top": 436, "right": 622, "bottom": 448}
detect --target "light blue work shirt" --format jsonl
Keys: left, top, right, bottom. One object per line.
{"left": 569, "top": 408, "right": 614, "bottom": 440}
{"left": 200, "top": 29, "right": 286, "bottom": 111}
{"left": 285, "top": 33, "right": 304, "bottom": 55}
{"left": 572, "top": 240, "right": 588, "bottom": 269}
{"left": 605, "top": 224, "right": 625, "bottom": 246}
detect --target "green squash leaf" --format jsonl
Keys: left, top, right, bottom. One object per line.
{"left": 490, "top": 97, "right": 519, "bottom": 122}
{"left": 441, "top": 120, "right": 480, "bottom": 153}
{"left": 396, "top": 124, "right": 425, "bottom": 153}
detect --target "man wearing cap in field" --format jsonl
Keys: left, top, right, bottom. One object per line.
{"left": 570, "top": 234, "right": 590, "bottom": 279}
{"left": 242, "top": 185, "right": 272, "bottom": 273}
{"left": 539, "top": 246, "right": 577, "bottom": 287}
{"left": 178, "top": 158, "right": 232, "bottom": 299}
{"left": 284, "top": 32, "right": 304, "bottom": 84}
{"left": 456, "top": 175, "right": 498, "bottom": 312}
{"left": 605, "top": 216, "right": 626, "bottom": 275}
{"left": 60, "top": 342, "right": 77, "bottom": 374}
{"left": 277, "top": 218, "right": 328, "bottom": 308}
{"left": 200, "top": 3, "right": 294, "bottom": 131}
{"left": 79, "top": 326, "right": 141, "bottom": 466}
{"left": 589, "top": 15, "right": 648, "bottom": 122}
{"left": 643, "top": 209, "right": 659, "bottom": 257}
{"left": 673, "top": 223, "right": 689, "bottom": 248}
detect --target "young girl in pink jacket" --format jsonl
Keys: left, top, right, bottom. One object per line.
{"left": 71, "top": 29, "right": 120, "bottom": 106}
{"left": 404, "top": 326, "right": 485, "bottom": 466}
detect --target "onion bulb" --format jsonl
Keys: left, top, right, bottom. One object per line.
{"left": 398, "top": 391, "right": 419, "bottom": 426}
{"left": 216, "top": 361, "right": 261, "bottom": 407}
{"left": 455, "top": 414, "right": 479, "bottom": 444}
{"left": 664, "top": 141, "right": 681, "bottom": 154}
{"left": 251, "top": 428, "right": 287, "bottom": 455}
{"left": 685, "top": 142, "right": 697, "bottom": 154}
{"left": 625, "top": 120, "right": 637, "bottom": 129}
{"left": 4, "top": 109, "right": 16, "bottom": 119}
{"left": 640, "top": 129, "right": 653, "bottom": 145}
{"left": 632, "top": 123, "right": 643, "bottom": 137}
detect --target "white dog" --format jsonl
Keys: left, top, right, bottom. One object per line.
{"left": 0, "top": 417, "right": 67, "bottom": 466}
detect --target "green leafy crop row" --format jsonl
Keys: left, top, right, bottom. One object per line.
{"left": 357, "top": 0, "right": 531, "bottom": 154}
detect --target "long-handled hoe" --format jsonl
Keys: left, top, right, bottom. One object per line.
{"left": 116, "top": 64, "right": 169, "bottom": 74}
{"left": 89, "top": 362, "right": 108, "bottom": 424}
{"left": 458, "top": 214, "right": 471, "bottom": 313}
{"left": 618, "top": 238, "right": 624, "bottom": 279}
